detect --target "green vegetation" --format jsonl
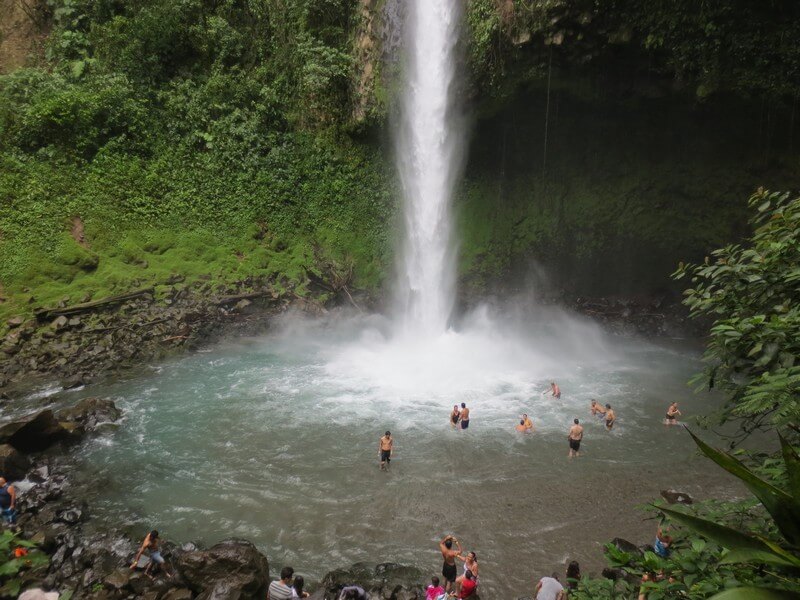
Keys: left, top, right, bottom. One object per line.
{"left": 0, "top": 531, "right": 49, "bottom": 597}
{"left": 466, "top": 0, "right": 800, "bottom": 102}
{"left": 674, "top": 190, "right": 800, "bottom": 433}
{"left": 0, "top": 0, "right": 393, "bottom": 323}
{"left": 568, "top": 431, "right": 800, "bottom": 599}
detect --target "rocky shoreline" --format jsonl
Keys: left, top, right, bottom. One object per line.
{"left": 0, "top": 277, "right": 346, "bottom": 398}
{"left": 1, "top": 398, "right": 443, "bottom": 600}
{"left": 1, "top": 276, "right": 700, "bottom": 402}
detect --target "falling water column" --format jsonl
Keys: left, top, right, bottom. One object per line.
{"left": 393, "top": 0, "right": 465, "bottom": 336}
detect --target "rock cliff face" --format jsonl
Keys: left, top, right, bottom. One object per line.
{"left": 0, "top": 0, "right": 49, "bottom": 74}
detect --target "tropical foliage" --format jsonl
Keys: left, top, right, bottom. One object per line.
{"left": 673, "top": 190, "right": 800, "bottom": 433}
{"left": 0, "top": 530, "right": 49, "bottom": 598}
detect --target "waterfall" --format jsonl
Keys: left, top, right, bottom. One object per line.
{"left": 393, "top": 0, "right": 465, "bottom": 336}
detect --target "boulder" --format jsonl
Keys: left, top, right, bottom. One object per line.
{"left": 321, "top": 563, "right": 424, "bottom": 600}
{"left": 56, "top": 397, "right": 122, "bottom": 433}
{"left": 176, "top": 539, "right": 270, "bottom": 599}
{"left": 61, "top": 374, "right": 86, "bottom": 390}
{"left": 0, "top": 443, "right": 30, "bottom": 480}
{"left": 52, "top": 316, "right": 68, "bottom": 331}
{"left": 611, "top": 538, "right": 643, "bottom": 558}
{"left": 163, "top": 589, "right": 193, "bottom": 600}
{"left": 0, "top": 410, "right": 67, "bottom": 452}
{"left": 7, "top": 316, "right": 25, "bottom": 328}
{"left": 660, "top": 489, "right": 694, "bottom": 505}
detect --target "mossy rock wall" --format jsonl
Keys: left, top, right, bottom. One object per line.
{"left": 457, "top": 79, "right": 800, "bottom": 297}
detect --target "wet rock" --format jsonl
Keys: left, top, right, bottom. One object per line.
{"left": 660, "top": 489, "right": 694, "bottom": 505}
{"left": 56, "top": 397, "right": 122, "bottom": 433}
{"left": 162, "top": 589, "right": 193, "bottom": 600}
{"left": 176, "top": 539, "right": 270, "bottom": 599}
{"left": 611, "top": 538, "right": 643, "bottom": 558}
{"left": 52, "top": 316, "right": 69, "bottom": 331}
{"left": 7, "top": 316, "right": 25, "bottom": 328}
{"left": 61, "top": 374, "right": 86, "bottom": 390}
{"left": 0, "top": 409, "right": 67, "bottom": 453}
{"left": 56, "top": 506, "right": 84, "bottom": 525}
{"left": 0, "top": 442, "right": 30, "bottom": 481}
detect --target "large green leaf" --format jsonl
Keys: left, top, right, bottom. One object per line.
{"left": 709, "top": 588, "right": 800, "bottom": 600}
{"left": 779, "top": 433, "right": 800, "bottom": 500}
{"left": 687, "top": 429, "right": 800, "bottom": 545}
{"left": 658, "top": 505, "right": 800, "bottom": 569}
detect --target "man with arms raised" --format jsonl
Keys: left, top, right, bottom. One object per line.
{"left": 439, "top": 534, "right": 462, "bottom": 593}
{"left": 268, "top": 566, "right": 294, "bottom": 600}
{"left": 568, "top": 419, "right": 583, "bottom": 458}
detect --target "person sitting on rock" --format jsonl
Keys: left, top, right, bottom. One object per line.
{"left": 268, "top": 566, "right": 295, "bottom": 600}
{"left": 130, "top": 530, "right": 172, "bottom": 578}
{"left": 0, "top": 477, "right": 17, "bottom": 527}
{"left": 292, "top": 574, "right": 309, "bottom": 598}
{"left": 338, "top": 584, "right": 367, "bottom": 600}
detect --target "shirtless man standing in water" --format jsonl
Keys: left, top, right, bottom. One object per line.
{"left": 568, "top": 418, "right": 583, "bottom": 458}
{"left": 439, "top": 535, "right": 462, "bottom": 593}
{"left": 379, "top": 431, "right": 393, "bottom": 471}
{"left": 604, "top": 404, "right": 616, "bottom": 430}
{"left": 459, "top": 403, "right": 470, "bottom": 430}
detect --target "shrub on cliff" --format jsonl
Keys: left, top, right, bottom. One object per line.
{"left": 674, "top": 190, "right": 800, "bottom": 435}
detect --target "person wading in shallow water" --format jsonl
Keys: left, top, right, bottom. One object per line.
{"left": 664, "top": 402, "right": 681, "bottom": 425}
{"left": 568, "top": 419, "right": 583, "bottom": 458}
{"left": 379, "top": 431, "right": 393, "bottom": 471}
{"left": 523, "top": 413, "right": 535, "bottom": 431}
{"left": 549, "top": 382, "right": 561, "bottom": 399}
{"left": 604, "top": 404, "right": 616, "bottom": 431}
{"left": 450, "top": 405, "right": 461, "bottom": 428}
{"left": 439, "top": 534, "right": 462, "bottom": 593}
{"left": 460, "top": 403, "right": 470, "bottom": 430}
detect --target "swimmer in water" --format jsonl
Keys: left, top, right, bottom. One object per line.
{"left": 522, "top": 413, "right": 534, "bottom": 432}
{"left": 515, "top": 419, "right": 528, "bottom": 433}
{"left": 665, "top": 402, "right": 681, "bottom": 425}
{"left": 590, "top": 399, "right": 606, "bottom": 419}
{"left": 450, "top": 405, "right": 461, "bottom": 428}
{"left": 549, "top": 381, "right": 561, "bottom": 399}
{"left": 604, "top": 404, "right": 616, "bottom": 430}
{"left": 460, "top": 403, "right": 470, "bottom": 430}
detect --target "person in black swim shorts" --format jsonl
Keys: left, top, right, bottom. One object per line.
{"left": 568, "top": 418, "right": 583, "bottom": 458}
{"left": 439, "top": 535, "right": 461, "bottom": 593}
{"left": 379, "top": 431, "right": 393, "bottom": 471}
{"left": 460, "top": 403, "right": 470, "bottom": 430}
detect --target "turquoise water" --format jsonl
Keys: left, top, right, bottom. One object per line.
{"left": 58, "top": 308, "right": 738, "bottom": 597}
